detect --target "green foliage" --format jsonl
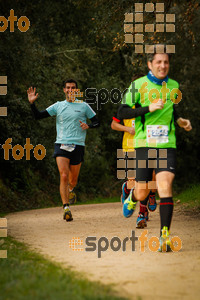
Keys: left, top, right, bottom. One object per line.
{"left": 174, "top": 184, "right": 200, "bottom": 209}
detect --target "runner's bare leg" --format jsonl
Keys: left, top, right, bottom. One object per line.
{"left": 56, "top": 157, "right": 70, "bottom": 205}
{"left": 69, "top": 163, "right": 82, "bottom": 191}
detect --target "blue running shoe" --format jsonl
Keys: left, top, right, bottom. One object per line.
{"left": 136, "top": 213, "right": 147, "bottom": 228}
{"left": 120, "top": 182, "right": 130, "bottom": 204}
{"left": 123, "top": 189, "right": 137, "bottom": 218}
{"left": 148, "top": 192, "right": 157, "bottom": 212}
{"left": 158, "top": 226, "right": 171, "bottom": 252}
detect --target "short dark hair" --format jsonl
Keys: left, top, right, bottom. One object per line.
{"left": 63, "top": 79, "right": 78, "bottom": 88}
{"left": 146, "top": 45, "right": 171, "bottom": 62}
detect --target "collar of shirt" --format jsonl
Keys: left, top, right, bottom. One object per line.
{"left": 147, "top": 70, "right": 168, "bottom": 85}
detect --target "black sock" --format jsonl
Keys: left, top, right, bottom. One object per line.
{"left": 63, "top": 203, "right": 69, "bottom": 208}
{"left": 159, "top": 197, "right": 173, "bottom": 234}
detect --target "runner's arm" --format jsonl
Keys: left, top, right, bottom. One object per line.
{"left": 118, "top": 98, "right": 166, "bottom": 119}
{"left": 27, "top": 86, "right": 51, "bottom": 120}
{"left": 117, "top": 104, "right": 149, "bottom": 119}
{"left": 111, "top": 113, "right": 124, "bottom": 131}
{"left": 111, "top": 119, "right": 135, "bottom": 135}
{"left": 30, "top": 103, "right": 50, "bottom": 120}
{"left": 88, "top": 115, "right": 100, "bottom": 128}
{"left": 111, "top": 115, "right": 135, "bottom": 134}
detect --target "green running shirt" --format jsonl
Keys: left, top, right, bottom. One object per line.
{"left": 123, "top": 75, "right": 179, "bottom": 148}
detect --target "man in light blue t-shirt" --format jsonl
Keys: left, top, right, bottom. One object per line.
{"left": 27, "top": 79, "right": 99, "bottom": 221}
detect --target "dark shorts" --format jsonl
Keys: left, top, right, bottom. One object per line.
{"left": 53, "top": 144, "right": 84, "bottom": 165}
{"left": 124, "top": 151, "right": 136, "bottom": 179}
{"left": 117, "top": 150, "right": 136, "bottom": 179}
{"left": 135, "top": 148, "right": 176, "bottom": 182}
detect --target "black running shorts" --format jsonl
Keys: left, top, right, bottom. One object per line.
{"left": 124, "top": 151, "right": 136, "bottom": 179}
{"left": 53, "top": 144, "right": 84, "bottom": 165}
{"left": 135, "top": 148, "right": 176, "bottom": 182}
{"left": 117, "top": 150, "right": 136, "bottom": 180}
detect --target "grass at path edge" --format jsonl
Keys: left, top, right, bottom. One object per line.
{"left": 1, "top": 185, "right": 199, "bottom": 299}
{"left": 0, "top": 237, "right": 128, "bottom": 300}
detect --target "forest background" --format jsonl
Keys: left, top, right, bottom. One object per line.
{"left": 0, "top": 0, "right": 199, "bottom": 212}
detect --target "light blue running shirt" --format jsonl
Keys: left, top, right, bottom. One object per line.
{"left": 46, "top": 99, "right": 96, "bottom": 146}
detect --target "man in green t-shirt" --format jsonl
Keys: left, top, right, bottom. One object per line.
{"left": 121, "top": 47, "right": 192, "bottom": 251}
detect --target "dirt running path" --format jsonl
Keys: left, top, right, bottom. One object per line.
{"left": 7, "top": 203, "right": 200, "bottom": 300}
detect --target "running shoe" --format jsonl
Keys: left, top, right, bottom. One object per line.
{"left": 136, "top": 213, "right": 147, "bottom": 228}
{"left": 63, "top": 206, "right": 73, "bottom": 222}
{"left": 158, "top": 226, "right": 171, "bottom": 252}
{"left": 123, "top": 189, "right": 137, "bottom": 218}
{"left": 121, "top": 181, "right": 130, "bottom": 204}
{"left": 69, "top": 191, "right": 77, "bottom": 204}
{"left": 148, "top": 192, "right": 157, "bottom": 212}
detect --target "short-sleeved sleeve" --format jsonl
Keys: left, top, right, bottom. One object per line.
{"left": 113, "top": 111, "right": 121, "bottom": 123}
{"left": 85, "top": 103, "right": 96, "bottom": 119}
{"left": 46, "top": 102, "right": 59, "bottom": 116}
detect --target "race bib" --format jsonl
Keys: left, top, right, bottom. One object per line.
{"left": 60, "top": 144, "right": 76, "bottom": 152}
{"left": 147, "top": 125, "right": 169, "bottom": 144}
{"left": 132, "top": 120, "right": 135, "bottom": 128}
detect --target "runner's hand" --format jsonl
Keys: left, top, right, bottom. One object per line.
{"left": 149, "top": 99, "right": 164, "bottom": 112}
{"left": 177, "top": 118, "right": 192, "bottom": 131}
{"left": 79, "top": 120, "right": 89, "bottom": 130}
{"left": 126, "top": 127, "right": 135, "bottom": 135}
{"left": 27, "top": 87, "right": 39, "bottom": 104}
